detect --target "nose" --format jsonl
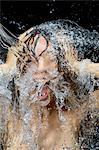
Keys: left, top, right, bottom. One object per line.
{"left": 33, "top": 57, "right": 50, "bottom": 81}
{"left": 37, "top": 57, "right": 47, "bottom": 72}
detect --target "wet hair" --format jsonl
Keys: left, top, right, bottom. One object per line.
{"left": 78, "top": 109, "right": 99, "bottom": 150}
{"left": 0, "top": 23, "right": 18, "bottom": 62}
{"left": 0, "top": 19, "right": 99, "bottom": 150}
{"left": 13, "top": 19, "right": 99, "bottom": 111}
{"left": 33, "top": 19, "right": 99, "bottom": 62}
{"left": 0, "top": 20, "right": 99, "bottom": 107}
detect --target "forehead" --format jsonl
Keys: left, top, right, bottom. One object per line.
{"left": 32, "top": 34, "right": 51, "bottom": 58}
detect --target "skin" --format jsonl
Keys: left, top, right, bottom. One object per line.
{"left": 0, "top": 29, "right": 99, "bottom": 150}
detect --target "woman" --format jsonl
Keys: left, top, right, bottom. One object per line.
{"left": 0, "top": 19, "right": 99, "bottom": 149}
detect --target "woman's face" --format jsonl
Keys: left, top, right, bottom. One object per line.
{"left": 17, "top": 34, "right": 69, "bottom": 108}
{"left": 29, "top": 35, "right": 58, "bottom": 106}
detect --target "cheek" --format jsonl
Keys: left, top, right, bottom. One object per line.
{"left": 29, "top": 61, "right": 38, "bottom": 73}
{"left": 49, "top": 62, "right": 58, "bottom": 70}
{"left": 44, "top": 58, "right": 58, "bottom": 71}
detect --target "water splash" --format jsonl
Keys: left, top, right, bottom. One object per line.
{"left": 0, "top": 19, "right": 99, "bottom": 149}
{"left": 0, "top": 23, "right": 18, "bottom": 49}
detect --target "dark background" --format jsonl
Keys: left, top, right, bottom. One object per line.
{"left": 0, "top": 0, "right": 99, "bottom": 35}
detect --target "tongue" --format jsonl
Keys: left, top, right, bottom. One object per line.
{"left": 38, "top": 86, "right": 49, "bottom": 101}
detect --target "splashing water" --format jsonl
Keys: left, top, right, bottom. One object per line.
{"left": 14, "top": 19, "right": 99, "bottom": 107}
{"left": 0, "top": 19, "right": 99, "bottom": 149}
{"left": 0, "top": 23, "right": 18, "bottom": 48}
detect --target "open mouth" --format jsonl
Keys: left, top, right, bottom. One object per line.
{"left": 38, "top": 86, "right": 50, "bottom": 101}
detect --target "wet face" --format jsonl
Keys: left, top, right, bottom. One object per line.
{"left": 30, "top": 35, "right": 58, "bottom": 106}
{"left": 17, "top": 34, "right": 69, "bottom": 108}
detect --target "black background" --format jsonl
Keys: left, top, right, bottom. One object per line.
{"left": 1, "top": 1, "right": 99, "bottom": 35}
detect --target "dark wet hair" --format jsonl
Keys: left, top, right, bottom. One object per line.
{"left": 32, "top": 19, "right": 99, "bottom": 62}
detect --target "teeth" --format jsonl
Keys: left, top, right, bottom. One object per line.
{"left": 38, "top": 92, "right": 46, "bottom": 97}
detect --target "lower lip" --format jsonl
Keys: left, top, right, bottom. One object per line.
{"left": 39, "top": 96, "right": 48, "bottom": 101}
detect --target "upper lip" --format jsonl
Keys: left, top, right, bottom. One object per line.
{"left": 33, "top": 73, "right": 58, "bottom": 83}
{"left": 33, "top": 72, "right": 50, "bottom": 81}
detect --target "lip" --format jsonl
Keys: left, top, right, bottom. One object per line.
{"left": 38, "top": 86, "right": 49, "bottom": 101}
